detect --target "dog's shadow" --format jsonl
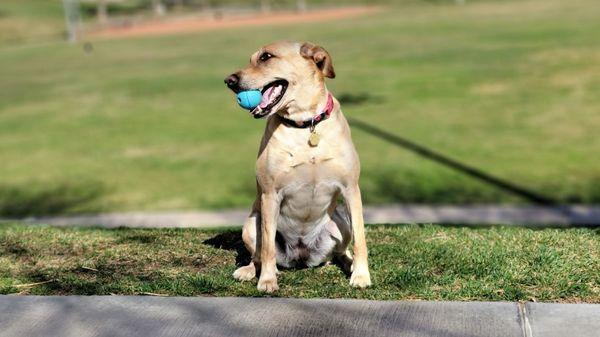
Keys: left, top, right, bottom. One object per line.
{"left": 203, "top": 230, "right": 251, "bottom": 267}
{"left": 203, "top": 230, "right": 352, "bottom": 277}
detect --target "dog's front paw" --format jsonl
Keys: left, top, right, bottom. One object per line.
{"left": 233, "top": 264, "right": 256, "bottom": 281}
{"left": 257, "top": 277, "right": 279, "bottom": 293}
{"left": 349, "top": 271, "right": 372, "bottom": 288}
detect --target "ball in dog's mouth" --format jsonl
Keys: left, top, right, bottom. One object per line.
{"left": 251, "top": 79, "right": 288, "bottom": 118}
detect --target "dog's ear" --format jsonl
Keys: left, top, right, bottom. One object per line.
{"left": 300, "top": 42, "right": 335, "bottom": 79}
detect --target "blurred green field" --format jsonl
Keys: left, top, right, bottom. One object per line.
{"left": 0, "top": 0, "right": 65, "bottom": 45}
{"left": 1, "top": 0, "right": 599, "bottom": 215}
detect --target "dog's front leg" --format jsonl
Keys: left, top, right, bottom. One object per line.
{"left": 344, "top": 184, "right": 372, "bottom": 288}
{"left": 257, "top": 191, "right": 279, "bottom": 292}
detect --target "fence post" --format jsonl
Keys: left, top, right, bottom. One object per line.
{"left": 297, "top": 0, "right": 307, "bottom": 12}
{"left": 62, "top": 0, "right": 81, "bottom": 43}
{"left": 97, "top": 0, "right": 108, "bottom": 23}
{"left": 153, "top": 0, "right": 166, "bottom": 16}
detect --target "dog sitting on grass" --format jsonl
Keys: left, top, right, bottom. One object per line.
{"left": 224, "top": 41, "right": 371, "bottom": 292}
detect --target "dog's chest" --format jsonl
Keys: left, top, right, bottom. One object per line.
{"left": 258, "top": 122, "right": 355, "bottom": 221}
{"left": 275, "top": 143, "right": 343, "bottom": 186}
{"left": 272, "top": 144, "right": 344, "bottom": 222}
{"left": 288, "top": 146, "right": 334, "bottom": 170}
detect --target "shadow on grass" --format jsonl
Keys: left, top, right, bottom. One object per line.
{"left": 361, "top": 167, "right": 600, "bottom": 209}
{"left": 203, "top": 230, "right": 251, "bottom": 267}
{"left": 0, "top": 181, "right": 106, "bottom": 217}
{"left": 337, "top": 91, "right": 385, "bottom": 106}
{"left": 349, "top": 117, "right": 561, "bottom": 205}
{"left": 361, "top": 168, "right": 508, "bottom": 204}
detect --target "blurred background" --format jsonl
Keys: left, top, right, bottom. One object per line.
{"left": 0, "top": 0, "right": 598, "bottom": 218}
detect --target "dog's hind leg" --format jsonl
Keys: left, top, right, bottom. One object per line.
{"left": 329, "top": 203, "right": 354, "bottom": 275}
{"left": 233, "top": 209, "right": 260, "bottom": 281}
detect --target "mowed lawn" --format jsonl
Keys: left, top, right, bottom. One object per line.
{"left": 1, "top": 0, "right": 600, "bottom": 215}
{"left": 0, "top": 0, "right": 65, "bottom": 45}
{"left": 0, "top": 223, "right": 598, "bottom": 302}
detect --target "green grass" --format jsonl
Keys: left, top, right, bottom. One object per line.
{"left": 0, "top": 0, "right": 66, "bottom": 45}
{"left": 0, "top": 223, "right": 598, "bottom": 302}
{"left": 1, "top": 0, "right": 600, "bottom": 216}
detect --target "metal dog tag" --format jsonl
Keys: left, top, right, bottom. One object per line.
{"left": 309, "top": 132, "right": 320, "bottom": 147}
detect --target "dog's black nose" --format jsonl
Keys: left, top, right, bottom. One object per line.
{"left": 224, "top": 74, "right": 240, "bottom": 89}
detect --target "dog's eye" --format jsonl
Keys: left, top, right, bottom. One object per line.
{"left": 259, "top": 52, "right": 274, "bottom": 62}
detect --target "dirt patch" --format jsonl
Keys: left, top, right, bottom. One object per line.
{"left": 88, "top": 6, "right": 381, "bottom": 40}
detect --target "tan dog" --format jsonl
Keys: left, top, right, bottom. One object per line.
{"left": 224, "top": 41, "right": 371, "bottom": 292}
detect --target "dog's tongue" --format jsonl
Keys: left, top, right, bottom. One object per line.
{"left": 259, "top": 84, "right": 283, "bottom": 109}
{"left": 259, "top": 86, "right": 276, "bottom": 108}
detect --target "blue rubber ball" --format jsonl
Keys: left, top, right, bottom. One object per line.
{"left": 236, "top": 90, "right": 262, "bottom": 110}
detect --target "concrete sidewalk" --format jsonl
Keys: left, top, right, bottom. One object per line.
{"left": 0, "top": 296, "right": 598, "bottom": 337}
{"left": 8, "top": 204, "right": 600, "bottom": 228}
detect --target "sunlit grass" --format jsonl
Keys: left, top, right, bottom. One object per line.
{"left": 1, "top": 223, "right": 598, "bottom": 302}
{"left": 1, "top": 0, "right": 599, "bottom": 215}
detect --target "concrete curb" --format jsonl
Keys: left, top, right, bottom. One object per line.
{"left": 0, "top": 296, "right": 598, "bottom": 337}
{"left": 4, "top": 205, "right": 600, "bottom": 228}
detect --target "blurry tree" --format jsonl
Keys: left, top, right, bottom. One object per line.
{"left": 199, "top": 0, "right": 211, "bottom": 11}
{"left": 80, "top": 0, "right": 128, "bottom": 23}
{"left": 261, "top": 0, "right": 271, "bottom": 13}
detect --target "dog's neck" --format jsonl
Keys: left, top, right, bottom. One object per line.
{"left": 277, "top": 89, "right": 333, "bottom": 127}
{"left": 279, "top": 94, "right": 334, "bottom": 129}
